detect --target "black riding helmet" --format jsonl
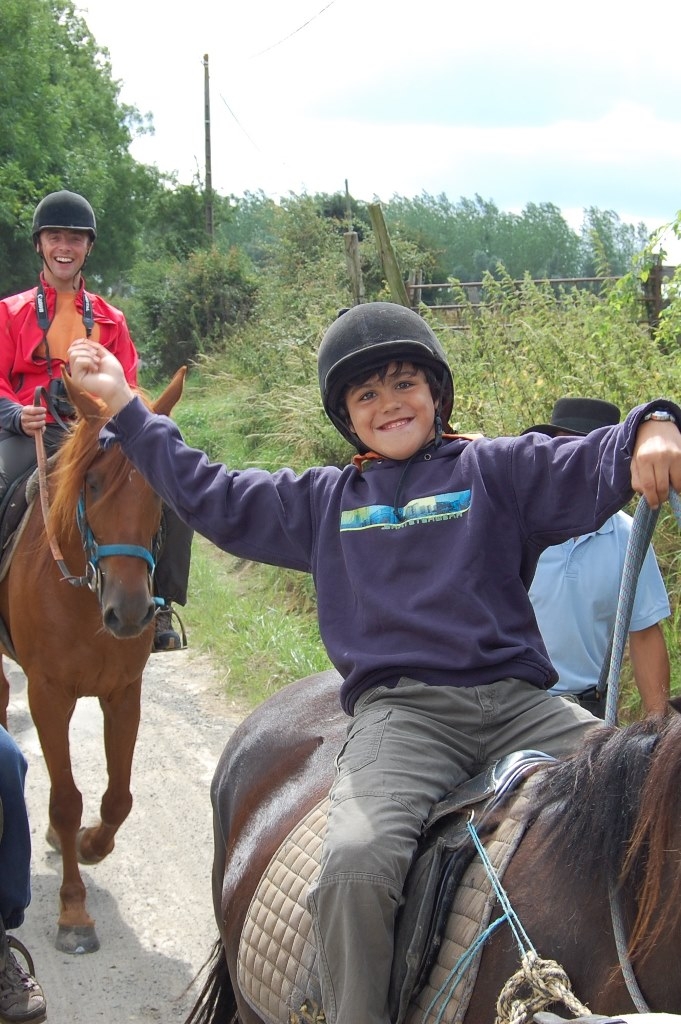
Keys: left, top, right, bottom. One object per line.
{"left": 318, "top": 302, "right": 455, "bottom": 452}
{"left": 32, "top": 190, "right": 97, "bottom": 245}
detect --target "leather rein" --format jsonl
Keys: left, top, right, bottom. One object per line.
{"left": 33, "top": 386, "right": 161, "bottom": 602}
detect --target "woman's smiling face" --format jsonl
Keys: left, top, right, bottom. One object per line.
{"left": 344, "top": 361, "right": 437, "bottom": 459}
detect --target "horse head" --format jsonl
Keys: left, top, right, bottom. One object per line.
{"left": 48, "top": 368, "right": 187, "bottom": 639}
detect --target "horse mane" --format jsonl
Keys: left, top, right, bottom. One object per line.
{"left": 530, "top": 709, "right": 681, "bottom": 966}
{"left": 48, "top": 390, "right": 152, "bottom": 544}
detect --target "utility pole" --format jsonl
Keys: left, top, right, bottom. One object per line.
{"left": 203, "top": 54, "right": 214, "bottom": 240}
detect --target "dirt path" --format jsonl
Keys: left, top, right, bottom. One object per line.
{"left": 5, "top": 649, "right": 248, "bottom": 1023}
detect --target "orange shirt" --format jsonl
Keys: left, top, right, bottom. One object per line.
{"left": 38, "top": 291, "right": 101, "bottom": 362}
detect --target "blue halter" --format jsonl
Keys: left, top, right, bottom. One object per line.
{"left": 75, "top": 494, "right": 164, "bottom": 606}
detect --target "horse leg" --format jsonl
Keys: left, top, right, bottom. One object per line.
{"left": 76, "top": 678, "right": 141, "bottom": 865}
{"left": 28, "top": 684, "right": 100, "bottom": 953}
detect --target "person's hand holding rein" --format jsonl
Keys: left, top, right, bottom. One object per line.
{"left": 68, "top": 339, "right": 134, "bottom": 416}
{"left": 19, "top": 403, "right": 47, "bottom": 437}
{"left": 631, "top": 417, "right": 681, "bottom": 509}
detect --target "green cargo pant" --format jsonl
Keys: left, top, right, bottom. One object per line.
{"left": 307, "top": 676, "right": 602, "bottom": 1024}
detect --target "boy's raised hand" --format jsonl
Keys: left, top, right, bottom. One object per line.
{"left": 631, "top": 418, "right": 681, "bottom": 509}
{"left": 68, "top": 340, "right": 135, "bottom": 415}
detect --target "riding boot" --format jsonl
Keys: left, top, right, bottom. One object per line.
{"left": 152, "top": 603, "right": 186, "bottom": 653}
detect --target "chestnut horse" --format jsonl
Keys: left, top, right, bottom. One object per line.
{"left": 186, "top": 672, "right": 681, "bottom": 1024}
{"left": 0, "top": 369, "right": 185, "bottom": 954}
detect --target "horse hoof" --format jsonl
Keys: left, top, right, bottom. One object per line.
{"left": 45, "top": 825, "right": 107, "bottom": 864}
{"left": 55, "top": 925, "right": 100, "bottom": 955}
{"left": 76, "top": 826, "right": 111, "bottom": 865}
{"left": 45, "top": 824, "right": 61, "bottom": 852}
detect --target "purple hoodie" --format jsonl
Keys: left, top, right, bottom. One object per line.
{"left": 101, "top": 397, "right": 680, "bottom": 714}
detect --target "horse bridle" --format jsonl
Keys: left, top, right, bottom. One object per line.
{"left": 33, "top": 386, "right": 163, "bottom": 605}
{"left": 73, "top": 492, "right": 163, "bottom": 604}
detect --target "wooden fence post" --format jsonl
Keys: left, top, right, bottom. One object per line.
{"left": 344, "top": 231, "right": 365, "bottom": 305}
{"left": 368, "top": 203, "right": 411, "bottom": 307}
{"left": 406, "top": 269, "right": 423, "bottom": 308}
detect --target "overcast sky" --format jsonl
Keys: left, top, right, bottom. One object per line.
{"left": 79, "top": 0, "right": 681, "bottom": 253}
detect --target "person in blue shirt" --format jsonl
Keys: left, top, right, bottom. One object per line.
{"left": 66, "top": 305, "right": 681, "bottom": 1024}
{"left": 525, "top": 398, "right": 670, "bottom": 718}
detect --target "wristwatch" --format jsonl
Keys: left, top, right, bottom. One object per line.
{"left": 643, "top": 409, "right": 677, "bottom": 423}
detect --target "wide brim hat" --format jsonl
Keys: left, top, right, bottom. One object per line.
{"left": 522, "top": 397, "right": 621, "bottom": 437}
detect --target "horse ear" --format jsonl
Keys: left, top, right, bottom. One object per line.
{"left": 153, "top": 367, "right": 186, "bottom": 417}
{"left": 61, "top": 371, "right": 108, "bottom": 424}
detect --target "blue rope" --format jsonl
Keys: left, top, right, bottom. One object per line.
{"left": 466, "top": 820, "right": 536, "bottom": 957}
{"left": 419, "top": 819, "right": 536, "bottom": 1024}
{"left": 420, "top": 915, "right": 508, "bottom": 1024}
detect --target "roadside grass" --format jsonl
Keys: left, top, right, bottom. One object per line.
{"left": 181, "top": 537, "right": 330, "bottom": 709}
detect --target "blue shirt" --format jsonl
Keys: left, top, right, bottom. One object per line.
{"left": 529, "top": 511, "right": 670, "bottom": 696}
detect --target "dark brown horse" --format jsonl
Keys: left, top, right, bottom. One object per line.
{"left": 186, "top": 672, "right": 681, "bottom": 1023}
{"left": 0, "top": 369, "right": 185, "bottom": 954}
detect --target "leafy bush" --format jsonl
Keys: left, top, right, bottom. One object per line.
{"left": 127, "top": 246, "right": 258, "bottom": 378}
{"left": 439, "top": 269, "right": 678, "bottom": 438}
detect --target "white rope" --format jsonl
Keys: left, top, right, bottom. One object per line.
{"left": 494, "top": 950, "right": 592, "bottom": 1024}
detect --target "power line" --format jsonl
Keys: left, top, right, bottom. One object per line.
{"left": 250, "top": 1, "right": 337, "bottom": 58}
{"left": 214, "top": 2, "right": 340, "bottom": 189}
{"left": 219, "top": 94, "right": 263, "bottom": 152}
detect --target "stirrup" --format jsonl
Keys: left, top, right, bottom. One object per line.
{"left": 6, "top": 936, "right": 36, "bottom": 979}
{"left": 153, "top": 604, "right": 187, "bottom": 651}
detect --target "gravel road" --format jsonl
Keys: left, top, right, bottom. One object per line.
{"left": 5, "top": 649, "right": 247, "bottom": 1024}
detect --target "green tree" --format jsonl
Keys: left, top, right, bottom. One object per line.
{"left": 216, "top": 190, "right": 282, "bottom": 267}
{"left": 381, "top": 192, "right": 645, "bottom": 289}
{"left": 580, "top": 208, "right": 650, "bottom": 277}
{"left": 0, "top": 0, "right": 159, "bottom": 295}
{"left": 127, "top": 247, "right": 258, "bottom": 377}
{"left": 138, "top": 180, "right": 235, "bottom": 262}
{"left": 498, "top": 202, "right": 581, "bottom": 279}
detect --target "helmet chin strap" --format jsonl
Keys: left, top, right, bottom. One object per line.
{"left": 433, "top": 364, "right": 450, "bottom": 447}
{"left": 434, "top": 408, "right": 443, "bottom": 447}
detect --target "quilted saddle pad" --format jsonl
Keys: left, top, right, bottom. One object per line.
{"left": 238, "top": 779, "right": 537, "bottom": 1024}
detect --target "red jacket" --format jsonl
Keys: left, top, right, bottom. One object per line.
{"left": 0, "top": 276, "right": 139, "bottom": 432}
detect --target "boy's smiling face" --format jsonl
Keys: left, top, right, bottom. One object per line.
{"left": 344, "top": 361, "right": 437, "bottom": 459}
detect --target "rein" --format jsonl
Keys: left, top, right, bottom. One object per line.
{"left": 33, "top": 386, "right": 163, "bottom": 602}
{"left": 480, "top": 490, "right": 681, "bottom": 1020}
{"left": 34, "top": 401, "right": 83, "bottom": 586}
{"left": 595, "top": 488, "right": 681, "bottom": 1013}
